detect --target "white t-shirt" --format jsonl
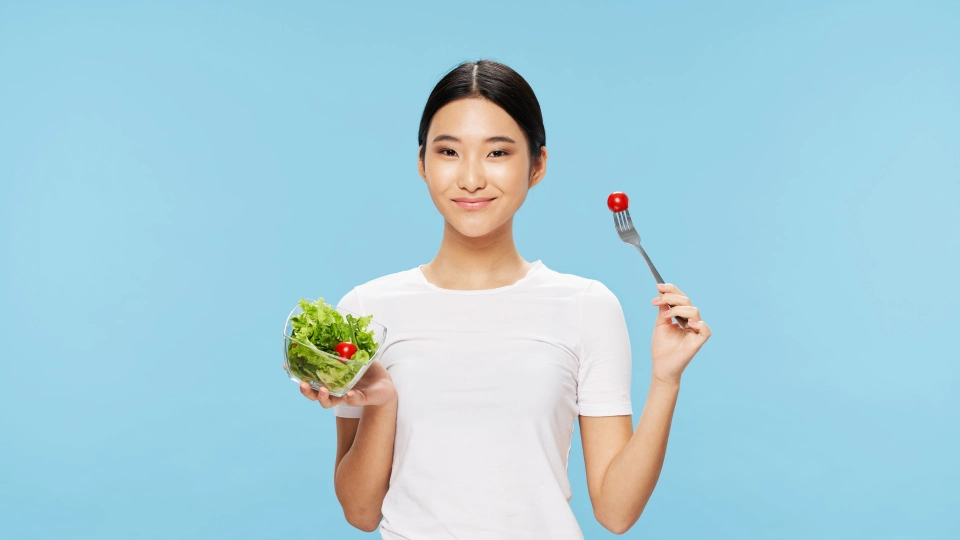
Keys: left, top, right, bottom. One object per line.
{"left": 333, "top": 259, "right": 633, "bottom": 539}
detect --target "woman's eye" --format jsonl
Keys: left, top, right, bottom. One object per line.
{"left": 439, "top": 148, "right": 457, "bottom": 157}
{"left": 489, "top": 150, "right": 508, "bottom": 157}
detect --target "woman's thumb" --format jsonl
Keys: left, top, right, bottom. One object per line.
{"left": 344, "top": 388, "right": 364, "bottom": 406}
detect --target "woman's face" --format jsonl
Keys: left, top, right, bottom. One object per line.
{"left": 418, "top": 97, "right": 547, "bottom": 239}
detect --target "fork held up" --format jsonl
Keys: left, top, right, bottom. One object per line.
{"left": 612, "top": 208, "right": 688, "bottom": 330}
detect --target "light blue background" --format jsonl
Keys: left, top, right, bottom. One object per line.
{"left": 2, "top": 1, "right": 957, "bottom": 538}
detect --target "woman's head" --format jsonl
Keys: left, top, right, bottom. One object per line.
{"left": 417, "top": 59, "right": 548, "bottom": 239}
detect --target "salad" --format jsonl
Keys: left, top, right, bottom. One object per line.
{"left": 285, "top": 297, "right": 379, "bottom": 393}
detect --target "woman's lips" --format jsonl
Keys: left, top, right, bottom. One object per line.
{"left": 455, "top": 199, "right": 494, "bottom": 210}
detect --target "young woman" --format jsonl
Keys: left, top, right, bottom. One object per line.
{"left": 292, "top": 59, "right": 712, "bottom": 539}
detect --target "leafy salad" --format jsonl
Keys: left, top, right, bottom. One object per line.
{"left": 285, "top": 297, "right": 379, "bottom": 393}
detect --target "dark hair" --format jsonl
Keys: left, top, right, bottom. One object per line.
{"left": 418, "top": 59, "right": 546, "bottom": 165}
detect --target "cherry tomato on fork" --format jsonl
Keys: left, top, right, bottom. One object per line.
{"left": 335, "top": 341, "right": 357, "bottom": 362}
{"left": 607, "top": 192, "right": 629, "bottom": 212}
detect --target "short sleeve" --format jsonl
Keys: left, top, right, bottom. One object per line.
{"left": 333, "top": 287, "right": 364, "bottom": 419}
{"left": 576, "top": 280, "right": 633, "bottom": 417}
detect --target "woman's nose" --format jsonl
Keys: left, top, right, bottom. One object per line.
{"left": 458, "top": 156, "right": 487, "bottom": 190}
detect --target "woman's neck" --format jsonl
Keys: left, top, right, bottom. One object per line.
{"left": 420, "top": 217, "right": 534, "bottom": 291}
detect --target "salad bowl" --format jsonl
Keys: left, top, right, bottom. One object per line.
{"left": 282, "top": 301, "right": 387, "bottom": 398}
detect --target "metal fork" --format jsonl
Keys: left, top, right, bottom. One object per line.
{"left": 613, "top": 208, "right": 689, "bottom": 330}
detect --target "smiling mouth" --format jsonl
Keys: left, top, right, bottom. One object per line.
{"left": 454, "top": 198, "right": 495, "bottom": 210}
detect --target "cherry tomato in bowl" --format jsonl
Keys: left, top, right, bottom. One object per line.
{"left": 335, "top": 341, "right": 358, "bottom": 363}
{"left": 607, "top": 192, "right": 629, "bottom": 212}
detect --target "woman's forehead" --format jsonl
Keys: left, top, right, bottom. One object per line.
{"left": 428, "top": 98, "right": 523, "bottom": 141}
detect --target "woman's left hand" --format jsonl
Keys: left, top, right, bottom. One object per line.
{"left": 650, "top": 282, "right": 711, "bottom": 385}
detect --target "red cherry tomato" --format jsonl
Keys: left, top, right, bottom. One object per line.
{"left": 607, "top": 192, "right": 629, "bottom": 212}
{"left": 335, "top": 341, "right": 357, "bottom": 363}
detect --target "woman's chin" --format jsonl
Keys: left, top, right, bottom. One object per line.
{"left": 445, "top": 219, "right": 502, "bottom": 239}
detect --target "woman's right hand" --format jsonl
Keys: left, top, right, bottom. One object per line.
{"left": 286, "top": 359, "right": 396, "bottom": 409}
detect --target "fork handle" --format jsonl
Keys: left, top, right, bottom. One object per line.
{"left": 634, "top": 244, "right": 689, "bottom": 330}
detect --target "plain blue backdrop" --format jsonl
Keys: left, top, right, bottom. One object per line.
{"left": 1, "top": 1, "right": 958, "bottom": 538}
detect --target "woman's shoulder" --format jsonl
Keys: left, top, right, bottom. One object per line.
{"left": 347, "top": 265, "right": 421, "bottom": 299}
{"left": 537, "top": 263, "right": 609, "bottom": 294}
{"left": 336, "top": 266, "right": 418, "bottom": 312}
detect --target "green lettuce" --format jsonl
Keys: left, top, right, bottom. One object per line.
{"left": 286, "top": 297, "right": 378, "bottom": 393}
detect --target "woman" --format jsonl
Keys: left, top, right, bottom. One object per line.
{"left": 293, "top": 59, "right": 711, "bottom": 539}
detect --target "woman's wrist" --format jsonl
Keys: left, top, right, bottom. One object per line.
{"left": 651, "top": 374, "right": 681, "bottom": 389}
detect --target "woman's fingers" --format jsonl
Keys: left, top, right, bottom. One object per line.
{"left": 316, "top": 386, "right": 345, "bottom": 408}
{"left": 299, "top": 382, "right": 319, "bottom": 401}
{"left": 315, "top": 385, "right": 361, "bottom": 408}
{"left": 661, "top": 305, "right": 701, "bottom": 322}
{"left": 316, "top": 387, "right": 336, "bottom": 407}
{"left": 686, "top": 319, "right": 712, "bottom": 338}
{"left": 291, "top": 367, "right": 362, "bottom": 408}
{"left": 652, "top": 292, "right": 690, "bottom": 306}
{"left": 289, "top": 367, "right": 329, "bottom": 404}
{"left": 300, "top": 382, "right": 336, "bottom": 406}
{"left": 657, "top": 283, "right": 684, "bottom": 296}
{"left": 652, "top": 284, "right": 703, "bottom": 330}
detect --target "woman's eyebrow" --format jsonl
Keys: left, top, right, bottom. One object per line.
{"left": 432, "top": 134, "right": 516, "bottom": 144}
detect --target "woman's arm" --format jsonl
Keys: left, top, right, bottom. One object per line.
{"left": 581, "top": 282, "right": 711, "bottom": 534}
{"left": 580, "top": 377, "right": 680, "bottom": 534}
{"left": 294, "top": 358, "right": 398, "bottom": 533}
{"left": 334, "top": 396, "right": 398, "bottom": 532}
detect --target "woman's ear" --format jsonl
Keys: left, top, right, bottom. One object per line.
{"left": 529, "top": 146, "right": 548, "bottom": 189}
{"left": 417, "top": 145, "right": 427, "bottom": 182}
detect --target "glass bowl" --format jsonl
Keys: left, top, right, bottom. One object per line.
{"left": 282, "top": 301, "right": 387, "bottom": 397}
